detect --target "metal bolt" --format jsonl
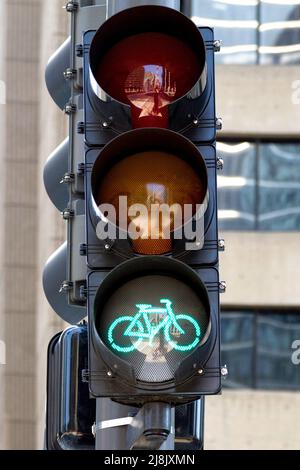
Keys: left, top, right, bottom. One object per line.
{"left": 104, "top": 242, "right": 113, "bottom": 252}
{"left": 221, "top": 365, "right": 228, "bottom": 377}
{"left": 60, "top": 173, "right": 75, "bottom": 184}
{"left": 64, "top": 103, "right": 76, "bottom": 115}
{"left": 59, "top": 280, "right": 73, "bottom": 293}
{"left": 61, "top": 209, "right": 74, "bottom": 220}
{"left": 213, "top": 39, "right": 222, "bottom": 52}
{"left": 63, "top": 68, "right": 77, "bottom": 80}
{"left": 218, "top": 239, "right": 225, "bottom": 251}
{"left": 80, "top": 285, "right": 87, "bottom": 301}
{"left": 216, "top": 117, "right": 223, "bottom": 131}
{"left": 198, "top": 369, "right": 204, "bottom": 375}
{"left": 102, "top": 121, "right": 110, "bottom": 129}
{"left": 219, "top": 281, "right": 227, "bottom": 293}
{"left": 193, "top": 118, "right": 199, "bottom": 126}
{"left": 64, "top": 1, "right": 78, "bottom": 12}
{"left": 217, "top": 157, "right": 224, "bottom": 170}
{"left": 107, "top": 371, "right": 113, "bottom": 377}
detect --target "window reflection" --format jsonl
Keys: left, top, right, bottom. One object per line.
{"left": 217, "top": 141, "right": 256, "bottom": 230}
{"left": 258, "top": 144, "right": 300, "bottom": 230}
{"left": 189, "top": 0, "right": 258, "bottom": 64}
{"left": 221, "top": 312, "right": 254, "bottom": 388}
{"left": 221, "top": 311, "right": 300, "bottom": 390}
{"left": 260, "top": 3, "right": 300, "bottom": 64}
{"left": 188, "top": 0, "right": 300, "bottom": 64}
{"left": 218, "top": 142, "right": 300, "bottom": 231}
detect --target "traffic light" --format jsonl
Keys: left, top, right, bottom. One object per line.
{"left": 82, "top": 5, "right": 223, "bottom": 404}
{"left": 43, "top": 1, "right": 225, "bottom": 450}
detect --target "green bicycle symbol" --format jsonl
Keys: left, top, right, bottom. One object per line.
{"left": 108, "top": 298, "right": 201, "bottom": 353}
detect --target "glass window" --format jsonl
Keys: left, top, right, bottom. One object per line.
{"left": 221, "top": 310, "right": 300, "bottom": 390}
{"left": 188, "top": 0, "right": 258, "bottom": 64}
{"left": 257, "top": 313, "right": 300, "bottom": 389}
{"left": 260, "top": 3, "right": 300, "bottom": 65}
{"left": 188, "top": 0, "right": 300, "bottom": 65}
{"left": 218, "top": 141, "right": 300, "bottom": 231}
{"left": 217, "top": 141, "right": 256, "bottom": 230}
{"left": 221, "top": 312, "right": 255, "bottom": 388}
{"left": 258, "top": 143, "right": 300, "bottom": 231}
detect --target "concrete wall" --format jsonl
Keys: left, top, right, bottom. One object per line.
{"left": 216, "top": 64, "right": 300, "bottom": 139}
{"left": 1, "top": 0, "right": 42, "bottom": 449}
{"left": 0, "top": 0, "right": 7, "bottom": 452}
{"left": 220, "top": 232, "right": 300, "bottom": 307}
{"left": 205, "top": 390, "right": 300, "bottom": 450}
{"left": 0, "top": 0, "right": 67, "bottom": 450}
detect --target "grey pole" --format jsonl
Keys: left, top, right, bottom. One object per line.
{"left": 95, "top": 0, "right": 181, "bottom": 451}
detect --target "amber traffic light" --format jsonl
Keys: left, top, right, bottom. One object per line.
{"left": 91, "top": 128, "right": 208, "bottom": 255}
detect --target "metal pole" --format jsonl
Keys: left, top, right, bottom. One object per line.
{"left": 95, "top": 399, "right": 137, "bottom": 450}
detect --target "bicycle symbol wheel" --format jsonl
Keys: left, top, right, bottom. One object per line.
{"left": 108, "top": 316, "right": 144, "bottom": 353}
{"left": 164, "top": 314, "right": 201, "bottom": 352}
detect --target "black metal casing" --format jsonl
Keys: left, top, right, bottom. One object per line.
{"left": 86, "top": 261, "right": 221, "bottom": 404}
{"left": 80, "top": 6, "right": 221, "bottom": 404}
{"left": 46, "top": 325, "right": 95, "bottom": 450}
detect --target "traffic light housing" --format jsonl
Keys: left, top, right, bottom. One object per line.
{"left": 46, "top": 324, "right": 95, "bottom": 450}
{"left": 84, "top": 5, "right": 216, "bottom": 144}
{"left": 81, "top": 5, "right": 222, "bottom": 404}
{"left": 43, "top": 4, "right": 223, "bottom": 445}
{"left": 87, "top": 257, "right": 220, "bottom": 403}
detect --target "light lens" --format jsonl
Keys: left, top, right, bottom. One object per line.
{"left": 97, "top": 274, "right": 209, "bottom": 384}
{"left": 96, "top": 32, "right": 202, "bottom": 128}
{"left": 95, "top": 149, "right": 207, "bottom": 255}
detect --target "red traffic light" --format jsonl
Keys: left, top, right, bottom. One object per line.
{"left": 89, "top": 6, "right": 207, "bottom": 128}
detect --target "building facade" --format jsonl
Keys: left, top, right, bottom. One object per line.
{"left": 0, "top": 0, "right": 299, "bottom": 449}
{"left": 185, "top": 0, "right": 300, "bottom": 449}
{"left": 0, "top": 0, "right": 67, "bottom": 450}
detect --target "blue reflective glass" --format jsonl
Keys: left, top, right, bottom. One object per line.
{"left": 188, "top": 0, "right": 300, "bottom": 65}
{"left": 257, "top": 314, "right": 300, "bottom": 389}
{"left": 221, "top": 311, "right": 300, "bottom": 390}
{"left": 217, "top": 142, "right": 256, "bottom": 230}
{"left": 258, "top": 144, "right": 300, "bottom": 230}
{"left": 260, "top": 3, "right": 300, "bottom": 65}
{"left": 221, "top": 312, "right": 254, "bottom": 388}
{"left": 188, "top": 0, "right": 257, "bottom": 64}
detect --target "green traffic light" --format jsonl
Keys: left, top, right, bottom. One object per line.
{"left": 107, "top": 298, "right": 201, "bottom": 354}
